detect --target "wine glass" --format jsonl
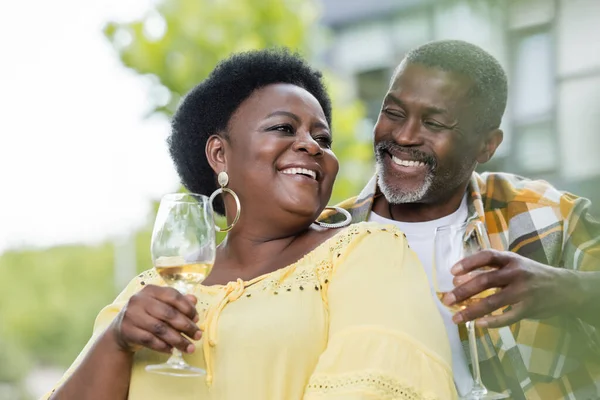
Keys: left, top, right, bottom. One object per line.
{"left": 433, "top": 220, "right": 508, "bottom": 400}
{"left": 145, "top": 193, "right": 216, "bottom": 377}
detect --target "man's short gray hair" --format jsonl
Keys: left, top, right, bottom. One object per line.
{"left": 398, "top": 40, "right": 508, "bottom": 133}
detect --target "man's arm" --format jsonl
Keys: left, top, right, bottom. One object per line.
{"left": 575, "top": 270, "right": 600, "bottom": 327}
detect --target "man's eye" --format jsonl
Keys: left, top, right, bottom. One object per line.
{"left": 383, "top": 108, "right": 405, "bottom": 118}
{"left": 424, "top": 120, "right": 446, "bottom": 129}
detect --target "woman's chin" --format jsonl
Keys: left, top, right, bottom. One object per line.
{"left": 281, "top": 203, "right": 323, "bottom": 223}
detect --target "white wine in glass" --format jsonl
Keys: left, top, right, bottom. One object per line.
{"left": 435, "top": 288, "right": 499, "bottom": 314}
{"left": 433, "top": 220, "right": 507, "bottom": 400}
{"left": 155, "top": 258, "right": 213, "bottom": 289}
{"left": 145, "top": 193, "right": 216, "bottom": 377}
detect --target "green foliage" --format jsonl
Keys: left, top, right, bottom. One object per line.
{"left": 0, "top": 223, "right": 157, "bottom": 381}
{"left": 324, "top": 74, "right": 373, "bottom": 203}
{"left": 104, "top": 0, "right": 320, "bottom": 116}
{"left": 0, "top": 242, "right": 114, "bottom": 394}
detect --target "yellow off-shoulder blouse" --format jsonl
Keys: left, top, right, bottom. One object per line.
{"left": 44, "top": 222, "right": 457, "bottom": 399}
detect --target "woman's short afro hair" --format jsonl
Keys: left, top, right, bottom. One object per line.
{"left": 168, "top": 48, "right": 332, "bottom": 214}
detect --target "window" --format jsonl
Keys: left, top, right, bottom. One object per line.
{"left": 510, "top": 26, "right": 558, "bottom": 173}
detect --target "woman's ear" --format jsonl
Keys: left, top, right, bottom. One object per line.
{"left": 476, "top": 129, "right": 504, "bottom": 164}
{"left": 206, "top": 134, "right": 228, "bottom": 173}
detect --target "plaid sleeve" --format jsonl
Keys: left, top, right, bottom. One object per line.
{"left": 561, "top": 193, "right": 600, "bottom": 272}
{"left": 560, "top": 193, "right": 600, "bottom": 354}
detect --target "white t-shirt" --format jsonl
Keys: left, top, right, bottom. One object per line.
{"left": 368, "top": 197, "right": 472, "bottom": 396}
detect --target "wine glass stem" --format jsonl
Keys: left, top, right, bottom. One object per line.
{"left": 166, "top": 285, "right": 192, "bottom": 365}
{"left": 167, "top": 349, "right": 186, "bottom": 365}
{"left": 467, "top": 320, "right": 487, "bottom": 395}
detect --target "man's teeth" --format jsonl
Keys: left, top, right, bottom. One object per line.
{"left": 391, "top": 155, "right": 425, "bottom": 167}
{"left": 281, "top": 167, "right": 317, "bottom": 180}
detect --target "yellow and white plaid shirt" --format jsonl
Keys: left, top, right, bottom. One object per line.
{"left": 321, "top": 172, "right": 600, "bottom": 399}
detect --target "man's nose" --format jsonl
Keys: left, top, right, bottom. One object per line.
{"left": 393, "top": 118, "right": 423, "bottom": 146}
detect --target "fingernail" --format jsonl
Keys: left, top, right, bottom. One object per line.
{"left": 194, "top": 331, "right": 202, "bottom": 340}
{"left": 453, "top": 313, "right": 464, "bottom": 324}
{"left": 443, "top": 292, "right": 456, "bottom": 305}
{"left": 193, "top": 314, "right": 199, "bottom": 323}
{"left": 451, "top": 263, "right": 463, "bottom": 275}
{"left": 186, "top": 344, "right": 195, "bottom": 354}
{"left": 476, "top": 319, "right": 488, "bottom": 328}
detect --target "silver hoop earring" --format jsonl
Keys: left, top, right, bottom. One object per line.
{"left": 314, "top": 206, "right": 352, "bottom": 229}
{"left": 209, "top": 171, "right": 241, "bottom": 232}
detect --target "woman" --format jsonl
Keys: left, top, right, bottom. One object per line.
{"left": 46, "top": 49, "right": 457, "bottom": 399}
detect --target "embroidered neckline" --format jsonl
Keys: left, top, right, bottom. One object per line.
{"left": 196, "top": 224, "right": 363, "bottom": 294}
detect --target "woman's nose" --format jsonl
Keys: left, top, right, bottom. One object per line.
{"left": 292, "top": 131, "right": 323, "bottom": 156}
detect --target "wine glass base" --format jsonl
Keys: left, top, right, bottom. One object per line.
{"left": 145, "top": 362, "right": 206, "bottom": 377}
{"left": 460, "top": 389, "right": 509, "bottom": 400}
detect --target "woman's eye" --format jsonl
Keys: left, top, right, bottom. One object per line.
{"left": 272, "top": 124, "right": 294, "bottom": 133}
{"left": 315, "top": 136, "right": 332, "bottom": 148}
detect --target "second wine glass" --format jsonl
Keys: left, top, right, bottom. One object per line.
{"left": 433, "top": 220, "right": 508, "bottom": 400}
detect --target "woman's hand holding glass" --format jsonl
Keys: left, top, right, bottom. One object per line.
{"left": 110, "top": 285, "right": 202, "bottom": 355}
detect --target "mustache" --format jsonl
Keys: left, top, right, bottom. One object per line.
{"left": 375, "top": 141, "right": 437, "bottom": 169}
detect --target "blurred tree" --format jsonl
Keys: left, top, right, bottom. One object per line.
{"left": 0, "top": 242, "right": 115, "bottom": 399}
{"left": 0, "top": 224, "right": 158, "bottom": 398}
{"left": 103, "top": 0, "right": 372, "bottom": 204}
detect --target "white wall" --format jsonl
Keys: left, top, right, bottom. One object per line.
{"left": 434, "top": 0, "right": 508, "bottom": 66}
{"left": 391, "top": 9, "right": 432, "bottom": 55}
{"left": 331, "top": 21, "right": 395, "bottom": 75}
{"left": 557, "top": 0, "right": 600, "bottom": 77}
{"left": 507, "top": 0, "right": 554, "bottom": 30}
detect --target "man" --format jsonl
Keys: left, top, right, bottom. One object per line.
{"left": 324, "top": 40, "right": 600, "bottom": 399}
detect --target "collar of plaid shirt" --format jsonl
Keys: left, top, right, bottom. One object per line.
{"left": 321, "top": 172, "right": 600, "bottom": 400}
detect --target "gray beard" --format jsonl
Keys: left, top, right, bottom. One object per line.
{"left": 376, "top": 160, "right": 435, "bottom": 204}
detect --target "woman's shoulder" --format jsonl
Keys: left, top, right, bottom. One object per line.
{"left": 335, "top": 221, "right": 406, "bottom": 246}
{"left": 299, "top": 222, "right": 404, "bottom": 260}
{"left": 351, "top": 221, "right": 405, "bottom": 236}
{"left": 263, "top": 222, "right": 407, "bottom": 279}
{"left": 327, "top": 221, "right": 408, "bottom": 260}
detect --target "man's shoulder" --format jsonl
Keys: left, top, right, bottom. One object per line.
{"left": 476, "top": 171, "right": 566, "bottom": 209}
{"left": 333, "top": 196, "right": 360, "bottom": 211}
{"left": 319, "top": 191, "right": 375, "bottom": 224}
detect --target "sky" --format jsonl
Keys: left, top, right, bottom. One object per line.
{"left": 0, "top": 0, "right": 180, "bottom": 252}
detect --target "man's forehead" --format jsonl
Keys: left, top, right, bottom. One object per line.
{"left": 388, "top": 62, "right": 474, "bottom": 101}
